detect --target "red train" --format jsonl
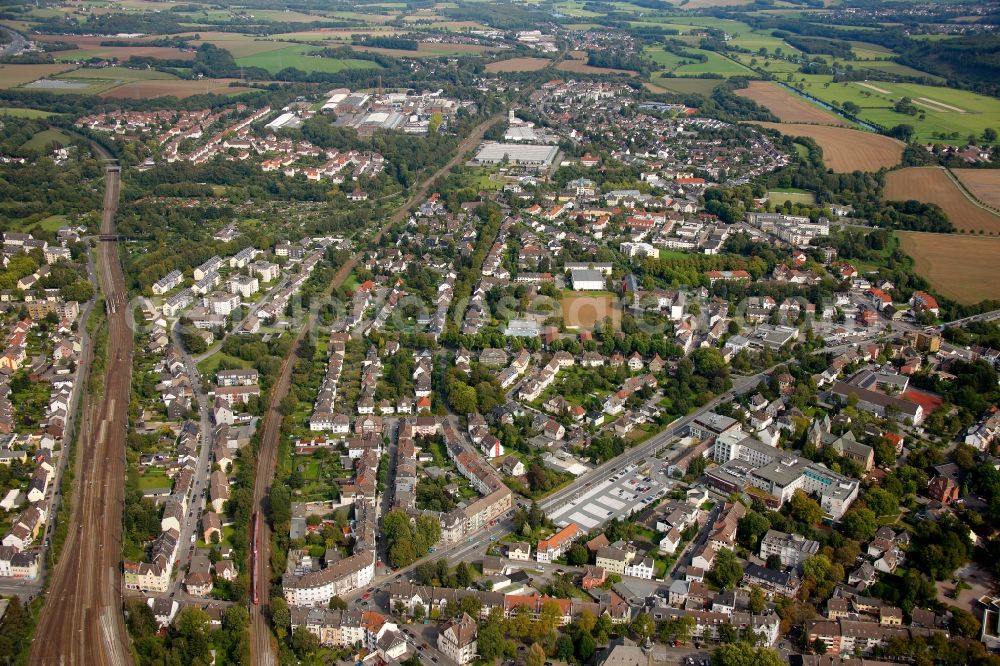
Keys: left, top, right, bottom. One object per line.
{"left": 250, "top": 511, "right": 260, "bottom": 605}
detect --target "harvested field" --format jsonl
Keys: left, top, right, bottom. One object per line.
{"left": 885, "top": 167, "right": 1000, "bottom": 234}
{"left": 557, "top": 59, "right": 637, "bottom": 76}
{"left": 648, "top": 77, "right": 722, "bottom": 96}
{"left": 561, "top": 294, "right": 620, "bottom": 330}
{"left": 0, "top": 63, "right": 76, "bottom": 88}
{"left": 354, "top": 41, "right": 491, "bottom": 57}
{"left": 753, "top": 122, "right": 903, "bottom": 172}
{"left": 898, "top": 232, "right": 1000, "bottom": 304}
{"left": 99, "top": 78, "right": 256, "bottom": 99}
{"left": 952, "top": 169, "right": 1000, "bottom": 209}
{"left": 735, "top": 81, "right": 846, "bottom": 126}
{"left": 485, "top": 57, "right": 550, "bottom": 72}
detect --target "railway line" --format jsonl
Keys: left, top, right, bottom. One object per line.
{"left": 249, "top": 111, "right": 504, "bottom": 665}
{"left": 31, "top": 157, "right": 134, "bottom": 666}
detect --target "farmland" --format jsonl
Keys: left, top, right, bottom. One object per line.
{"left": 0, "top": 63, "right": 76, "bottom": 89}
{"left": 898, "top": 232, "right": 1000, "bottom": 304}
{"left": 785, "top": 77, "right": 1000, "bottom": 143}
{"left": 557, "top": 59, "right": 637, "bottom": 76}
{"left": 953, "top": 170, "right": 1000, "bottom": 209}
{"left": 885, "top": 168, "right": 1000, "bottom": 235}
{"left": 235, "top": 45, "right": 380, "bottom": 75}
{"left": 735, "top": 81, "right": 846, "bottom": 126}
{"left": 646, "top": 47, "right": 753, "bottom": 78}
{"left": 21, "top": 128, "right": 72, "bottom": 152}
{"left": 646, "top": 78, "right": 723, "bottom": 96}
{"left": 100, "top": 78, "right": 256, "bottom": 99}
{"left": 754, "top": 123, "right": 904, "bottom": 172}
{"left": 485, "top": 57, "right": 551, "bottom": 73}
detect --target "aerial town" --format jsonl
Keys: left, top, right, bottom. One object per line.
{"left": 0, "top": 1, "right": 1000, "bottom": 665}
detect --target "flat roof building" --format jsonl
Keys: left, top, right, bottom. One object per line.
{"left": 473, "top": 142, "right": 558, "bottom": 168}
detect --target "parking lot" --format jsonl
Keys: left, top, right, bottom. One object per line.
{"left": 549, "top": 457, "right": 674, "bottom": 530}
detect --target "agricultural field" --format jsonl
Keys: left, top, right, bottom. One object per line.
{"left": 735, "top": 81, "right": 846, "bottom": 125}
{"left": 0, "top": 63, "right": 76, "bottom": 89}
{"left": 754, "top": 122, "right": 903, "bottom": 172}
{"left": 789, "top": 77, "right": 1000, "bottom": 143}
{"left": 34, "top": 35, "right": 195, "bottom": 62}
{"left": 485, "top": 57, "right": 551, "bottom": 73}
{"left": 354, "top": 41, "right": 492, "bottom": 58}
{"left": 646, "top": 78, "right": 723, "bottom": 95}
{"left": 885, "top": 167, "right": 1000, "bottom": 234}
{"left": 185, "top": 32, "right": 294, "bottom": 58}
{"left": 557, "top": 59, "right": 637, "bottom": 76}
{"left": 953, "top": 170, "right": 1000, "bottom": 209}
{"left": 235, "top": 45, "right": 380, "bottom": 75}
{"left": 99, "top": 78, "right": 256, "bottom": 99}
{"left": 898, "top": 232, "right": 1000, "bottom": 304}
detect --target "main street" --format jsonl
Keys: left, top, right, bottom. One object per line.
{"left": 249, "top": 110, "right": 506, "bottom": 666}
{"left": 32, "top": 155, "right": 134, "bottom": 666}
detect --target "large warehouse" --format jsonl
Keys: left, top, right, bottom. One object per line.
{"left": 473, "top": 142, "right": 558, "bottom": 168}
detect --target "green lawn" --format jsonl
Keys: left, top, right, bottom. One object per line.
{"left": 136, "top": 470, "right": 172, "bottom": 491}
{"left": 647, "top": 47, "right": 754, "bottom": 78}
{"left": 21, "top": 128, "right": 72, "bottom": 151}
{"left": 236, "top": 45, "right": 381, "bottom": 75}
{"left": 0, "top": 107, "right": 57, "bottom": 118}
{"left": 196, "top": 351, "right": 254, "bottom": 377}
{"left": 768, "top": 189, "right": 816, "bottom": 205}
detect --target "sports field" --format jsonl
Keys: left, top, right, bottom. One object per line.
{"left": 561, "top": 294, "right": 619, "bottom": 330}
{"left": 952, "top": 170, "right": 1000, "bottom": 209}
{"left": 736, "top": 81, "right": 846, "bottom": 125}
{"left": 885, "top": 167, "right": 1000, "bottom": 234}
{"left": 898, "top": 232, "right": 1000, "bottom": 304}
{"left": 754, "top": 123, "right": 903, "bottom": 172}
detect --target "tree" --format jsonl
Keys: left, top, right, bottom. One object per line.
{"left": 711, "top": 641, "right": 784, "bottom": 666}
{"left": 709, "top": 548, "right": 744, "bottom": 590}
{"left": 526, "top": 642, "right": 546, "bottom": 666}
{"left": 738, "top": 511, "right": 771, "bottom": 550}
{"left": 477, "top": 622, "right": 508, "bottom": 662}
{"left": 330, "top": 596, "right": 347, "bottom": 610}
{"left": 555, "top": 634, "right": 575, "bottom": 661}
{"left": 749, "top": 586, "right": 766, "bottom": 614}
{"left": 950, "top": 606, "right": 981, "bottom": 638}
{"left": 270, "top": 597, "right": 290, "bottom": 639}
{"left": 455, "top": 561, "right": 473, "bottom": 588}
{"left": 718, "top": 623, "right": 738, "bottom": 644}
{"left": 788, "top": 490, "right": 824, "bottom": 525}
{"left": 567, "top": 543, "right": 589, "bottom": 566}
{"left": 631, "top": 613, "right": 655, "bottom": 641}
{"left": 577, "top": 632, "right": 596, "bottom": 662}
{"left": 269, "top": 484, "right": 291, "bottom": 525}
{"left": 841, "top": 507, "right": 877, "bottom": 542}
{"left": 290, "top": 625, "right": 320, "bottom": 658}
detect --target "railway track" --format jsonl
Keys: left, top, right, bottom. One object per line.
{"left": 31, "top": 156, "right": 134, "bottom": 666}
{"left": 249, "top": 111, "right": 504, "bottom": 665}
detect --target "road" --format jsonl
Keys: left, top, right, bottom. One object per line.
{"left": 0, "top": 26, "right": 28, "bottom": 58}
{"left": 342, "top": 371, "right": 769, "bottom": 604}
{"left": 31, "top": 154, "right": 134, "bottom": 665}
{"left": 249, "top": 111, "right": 505, "bottom": 666}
